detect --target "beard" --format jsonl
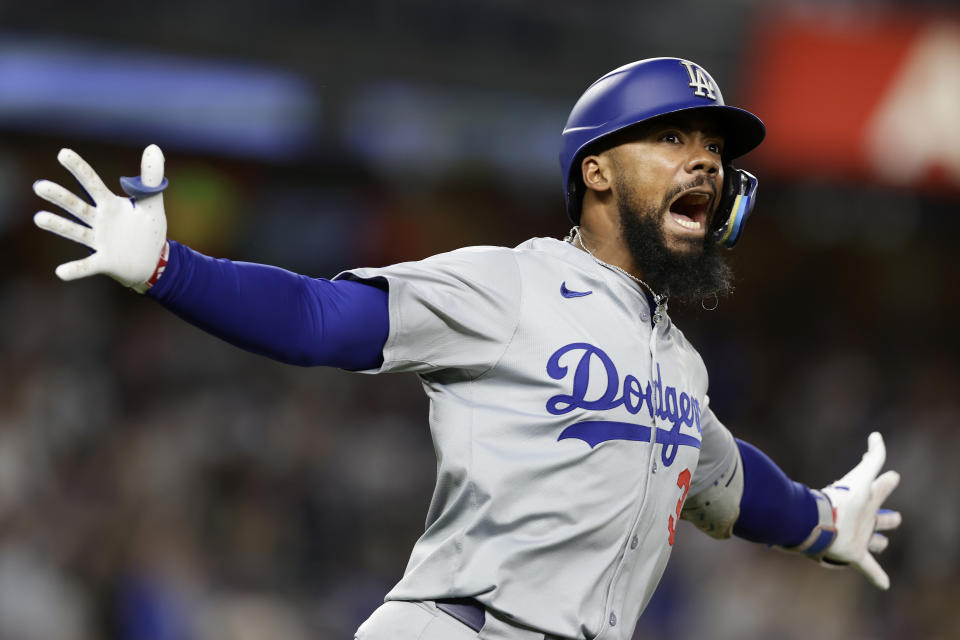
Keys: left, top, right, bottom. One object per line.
{"left": 616, "top": 180, "right": 733, "bottom": 304}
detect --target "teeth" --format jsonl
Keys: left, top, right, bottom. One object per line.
{"left": 674, "top": 217, "right": 702, "bottom": 230}
{"left": 686, "top": 193, "right": 710, "bottom": 203}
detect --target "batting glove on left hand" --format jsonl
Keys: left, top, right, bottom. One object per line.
{"left": 788, "top": 431, "right": 902, "bottom": 590}
{"left": 822, "top": 432, "right": 901, "bottom": 589}
{"left": 33, "top": 145, "right": 169, "bottom": 293}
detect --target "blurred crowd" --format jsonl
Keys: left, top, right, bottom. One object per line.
{"left": 1, "top": 0, "right": 959, "bottom": 637}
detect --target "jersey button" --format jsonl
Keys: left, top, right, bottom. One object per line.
{"left": 630, "top": 535, "right": 639, "bottom": 550}
{"left": 609, "top": 612, "right": 617, "bottom": 627}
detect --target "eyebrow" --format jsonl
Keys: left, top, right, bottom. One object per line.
{"left": 646, "top": 121, "right": 722, "bottom": 138}
{"left": 700, "top": 125, "right": 724, "bottom": 139}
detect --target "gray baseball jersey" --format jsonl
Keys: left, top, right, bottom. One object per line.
{"left": 338, "top": 236, "right": 738, "bottom": 639}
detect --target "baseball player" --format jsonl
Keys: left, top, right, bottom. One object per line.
{"left": 33, "top": 58, "right": 901, "bottom": 640}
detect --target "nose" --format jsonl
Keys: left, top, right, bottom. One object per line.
{"left": 685, "top": 147, "right": 721, "bottom": 177}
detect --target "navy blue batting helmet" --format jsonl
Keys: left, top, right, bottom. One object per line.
{"left": 560, "top": 57, "right": 765, "bottom": 245}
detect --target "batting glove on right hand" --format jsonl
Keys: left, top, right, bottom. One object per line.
{"left": 34, "top": 145, "right": 169, "bottom": 293}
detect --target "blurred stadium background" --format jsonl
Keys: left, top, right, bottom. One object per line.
{"left": 1, "top": 1, "right": 958, "bottom": 638}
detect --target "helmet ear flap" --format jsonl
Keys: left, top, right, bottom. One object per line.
{"left": 712, "top": 166, "right": 758, "bottom": 248}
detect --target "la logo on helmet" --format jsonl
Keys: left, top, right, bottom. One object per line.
{"left": 679, "top": 60, "right": 717, "bottom": 100}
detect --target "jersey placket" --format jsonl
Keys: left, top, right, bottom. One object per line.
{"left": 597, "top": 290, "right": 664, "bottom": 639}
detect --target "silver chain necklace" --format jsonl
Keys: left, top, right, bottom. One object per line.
{"left": 569, "top": 226, "right": 668, "bottom": 324}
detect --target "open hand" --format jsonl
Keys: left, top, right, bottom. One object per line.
{"left": 822, "top": 432, "right": 902, "bottom": 590}
{"left": 34, "top": 145, "right": 168, "bottom": 292}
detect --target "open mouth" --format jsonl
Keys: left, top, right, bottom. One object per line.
{"left": 668, "top": 190, "right": 712, "bottom": 232}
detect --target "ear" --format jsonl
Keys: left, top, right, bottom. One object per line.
{"left": 581, "top": 154, "right": 613, "bottom": 194}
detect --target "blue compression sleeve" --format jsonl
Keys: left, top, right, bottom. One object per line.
{"left": 732, "top": 439, "right": 819, "bottom": 547}
{"left": 147, "top": 241, "right": 389, "bottom": 370}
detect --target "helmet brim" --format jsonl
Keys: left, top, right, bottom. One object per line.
{"left": 688, "top": 104, "right": 766, "bottom": 160}
{"left": 616, "top": 104, "right": 766, "bottom": 160}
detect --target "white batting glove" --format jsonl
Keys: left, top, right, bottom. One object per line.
{"left": 788, "top": 432, "right": 902, "bottom": 590}
{"left": 33, "top": 145, "right": 169, "bottom": 293}
{"left": 821, "top": 432, "right": 901, "bottom": 589}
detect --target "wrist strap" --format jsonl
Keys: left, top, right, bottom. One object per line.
{"left": 782, "top": 490, "right": 837, "bottom": 558}
{"left": 142, "top": 241, "right": 170, "bottom": 291}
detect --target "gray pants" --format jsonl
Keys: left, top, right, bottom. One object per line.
{"left": 355, "top": 600, "right": 561, "bottom": 640}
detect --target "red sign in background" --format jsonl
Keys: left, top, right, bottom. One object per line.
{"left": 742, "top": 11, "right": 960, "bottom": 192}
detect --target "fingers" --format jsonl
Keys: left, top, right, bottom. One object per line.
{"left": 54, "top": 254, "right": 102, "bottom": 281}
{"left": 876, "top": 507, "right": 902, "bottom": 531}
{"left": 834, "top": 431, "right": 887, "bottom": 489}
{"left": 57, "top": 148, "right": 112, "bottom": 204}
{"left": 854, "top": 552, "right": 890, "bottom": 590}
{"left": 34, "top": 211, "right": 94, "bottom": 248}
{"left": 859, "top": 431, "right": 886, "bottom": 478}
{"left": 140, "top": 144, "right": 165, "bottom": 187}
{"left": 868, "top": 470, "right": 901, "bottom": 515}
{"left": 33, "top": 180, "right": 95, "bottom": 225}
{"left": 868, "top": 533, "right": 889, "bottom": 554}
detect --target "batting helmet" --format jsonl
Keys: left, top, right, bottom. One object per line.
{"left": 560, "top": 57, "right": 765, "bottom": 247}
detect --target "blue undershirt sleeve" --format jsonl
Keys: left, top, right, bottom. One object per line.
{"left": 146, "top": 240, "right": 389, "bottom": 371}
{"left": 733, "top": 438, "right": 819, "bottom": 547}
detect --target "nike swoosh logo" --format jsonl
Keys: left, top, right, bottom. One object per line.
{"left": 560, "top": 282, "right": 593, "bottom": 298}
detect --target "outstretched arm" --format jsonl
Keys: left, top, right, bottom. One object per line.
{"left": 148, "top": 241, "right": 388, "bottom": 369}
{"left": 33, "top": 145, "right": 389, "bottom": 370}
{"left": 734, "top": 433, "right": 901, "bottom": 590}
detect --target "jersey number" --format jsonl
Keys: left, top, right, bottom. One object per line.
{"left": 667, "top": 468, "right": 692, "bottom": 546}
